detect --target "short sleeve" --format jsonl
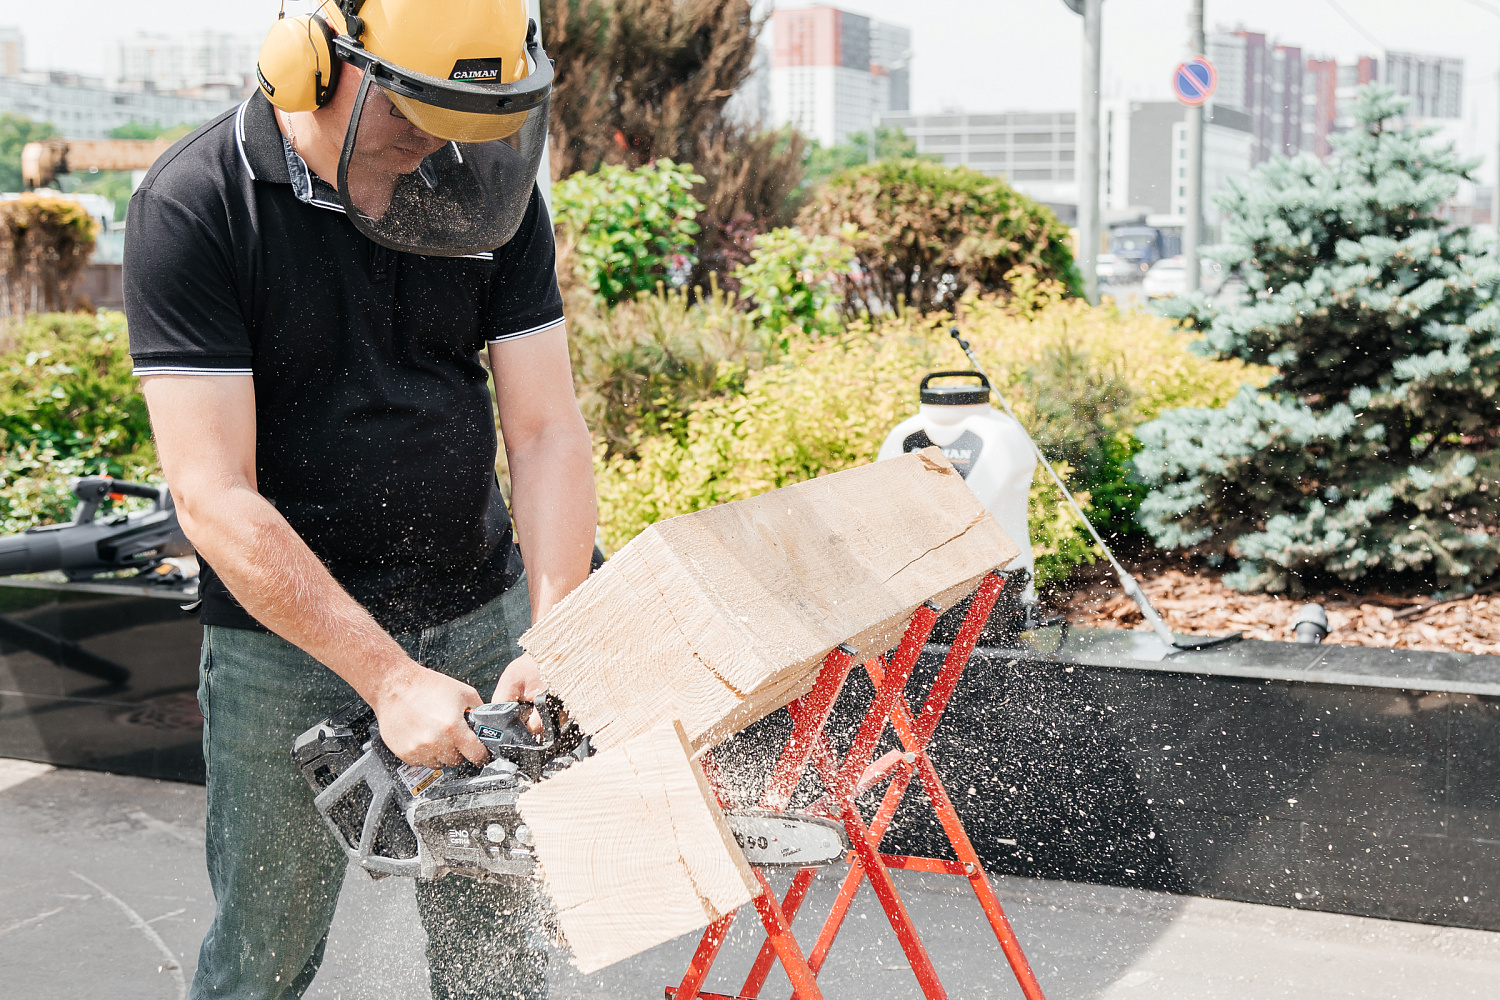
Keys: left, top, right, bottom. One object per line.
{"left": 124, "top": 187, "right": 253, "bottom": 376}
{"left": 481, "top": 185, "right": 566, "bottom": 344}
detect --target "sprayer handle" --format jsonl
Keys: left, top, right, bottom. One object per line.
{"left": 920, "top": 370, "right": 990, "bottom": 391}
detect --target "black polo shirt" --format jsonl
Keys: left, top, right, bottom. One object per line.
{"left": 124, "top": 92, "right": 564, "bottom": 634}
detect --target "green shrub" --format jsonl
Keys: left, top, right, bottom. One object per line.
{"left": 567, "top": 282, "right": 769, "bottom": 459}
{"left": 730, "top": 226, "right": 853, "bottom": 346}
{"left": 796, "top": 159, "right": 1082, "bottom": 313}
{"left": 553, "top": 159, "right": 705, "bottom": 307}
{"left": 0, "top": 193, "right": 98, "bottom": 318}
{"left": 594, "top": 288, "right": 1262, "bottom": 584}
{"left": 0, "top": 311, "right": 158, "bottom": 531}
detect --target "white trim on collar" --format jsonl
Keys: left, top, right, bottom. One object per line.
{"left": 234, "top": 100, "right": 257, "bottom": 181}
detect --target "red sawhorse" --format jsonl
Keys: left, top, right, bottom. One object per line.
{"left": 666, "top": 570, "right": 1047, "bottom": 1000}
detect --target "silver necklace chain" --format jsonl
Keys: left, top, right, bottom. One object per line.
{"left": 279, "top": 110, "right": 298, "bottom": 155}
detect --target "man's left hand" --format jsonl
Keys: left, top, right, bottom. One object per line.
{"left": 492, "top": 651, "right": 551, "bottom": 735}
{"left": 492, "top": 650, "right": 545, "bottom": 703}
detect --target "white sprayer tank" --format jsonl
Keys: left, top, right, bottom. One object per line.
{"left": 877, "top": 371, "right": 1037, "bottom": 602}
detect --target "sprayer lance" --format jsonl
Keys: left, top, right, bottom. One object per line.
{"left": 948, "top": 327, "right": 1238, "bottom": 652}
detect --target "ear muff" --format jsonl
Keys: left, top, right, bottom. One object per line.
{"left": 257, "top": 13, "right": 342, "bottom": 112}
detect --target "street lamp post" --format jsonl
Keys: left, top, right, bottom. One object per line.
{"left": 1183, "top": 0, "right": 1206, "bottom": 293}
{"left": 1063, "top": 0, "right": 1103, "bottom": 305}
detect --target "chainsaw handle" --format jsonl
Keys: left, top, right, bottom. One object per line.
{"left": 465, "top": 692, "right": 580, "bottom": 781}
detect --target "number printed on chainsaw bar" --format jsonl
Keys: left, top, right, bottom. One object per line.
{"left": 520, "top": 448, "right": 1018, "bottom": 751}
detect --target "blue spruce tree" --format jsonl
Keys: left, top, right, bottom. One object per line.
{"left": 1133, "top": 87, "right": 1499, "bottom": 594}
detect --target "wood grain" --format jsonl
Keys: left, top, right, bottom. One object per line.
{"left": 522, "top": 447, "right": 1019, "bottom": 750}
{"left": 517, "top": 719, "right": 759, "bottom": 973}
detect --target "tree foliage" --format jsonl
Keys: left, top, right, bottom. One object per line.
{"left": 540, "top": 0, "right": 804, "bottom": 282}
{"left": 0, "top": 311, "right": 158, "bottom": 532}
{"left": 1135, "top": 87, "right": 1500, "bottom": 593}
{"left": 0, "top": 113, "right": 55, "bottom": 192}
{"left": 797, "top": 159, "right": 1082, "bottom": 313}
{"left": 801, "top": 126, "right": 928, "bottom": 192}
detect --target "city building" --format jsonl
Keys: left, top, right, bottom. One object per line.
{"left": 882, "top": 101, "right": 1255, "bottom": 237}
{"left": 1304, "top": 57, "right": 1337, "bottom": 159}
{"left": 0, "top": 27, "right": 23, "bottom": 78}
{"left": 0, "top": 28, "right": 240, "bottom": 143}
{"left": 879, "top": 110, "right": 1076, "bottom": 220}
{"left": 1104, "top": 101, "right": 1254, "bottom": 235}
{"left": 769, "top": 6, "right": 910, "bottom": 147}
{"left": 1384, "top": 51, "right": 1463, "bottom": 119}
{"left": 0, "top": 73, "right": 236, "bottom": 139}
{"left": 1207, "top": 30, "right": 1303, "bottom": 164}
{"left": 106, "top": 31, "right": 258, "bottom": 100}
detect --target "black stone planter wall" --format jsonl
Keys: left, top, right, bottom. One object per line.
{"left": 0, "top": 579, "right": 205, "bottom": 782}
{"left": 725, "top": 631, "right": 1500, "bottom": 932}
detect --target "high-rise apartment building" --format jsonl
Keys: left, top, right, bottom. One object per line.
{"left": 1383, "top": 51, "right": 1463, "bottom": 119}
{"left": 770, "top": 6, "right": 910, "bottom": 147}
{"left": 1304, "top": 58, "right": 1338, "bottom": 159}
{"left": 1208, "top": 30, "right": 1303, "bottom": 164}
{"left": 0, "top": 28, "right": 23, "bottom": 78}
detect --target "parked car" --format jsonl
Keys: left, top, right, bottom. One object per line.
{"left": 1095, "top": 252, "right": 1121, "bottom": 283}
{"left": 1142, "top": 256, "right": 1224, "bottom": 298}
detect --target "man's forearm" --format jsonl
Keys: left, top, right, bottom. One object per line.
{"left": 176, "top": 484, "right": 418, "bottom": 705}
{"left": 505, "top": 419, "right": 597, "bottom": 622}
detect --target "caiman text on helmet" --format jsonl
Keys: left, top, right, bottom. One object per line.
{"left": 256, "top": 0, "right": 553, "bottom": 257}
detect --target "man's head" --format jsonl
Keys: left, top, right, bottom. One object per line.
{"left": 256, "top": 0, "right": 554, "bottom": 256}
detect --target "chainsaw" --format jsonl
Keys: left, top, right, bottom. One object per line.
{"left": 294, "top": 695, "right": 848, "bottom": 882}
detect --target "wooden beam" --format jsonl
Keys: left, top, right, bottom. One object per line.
{"left": 523, "top": 447, "right": 1017, "bottom": 751}
{"left": 517, "top": 719, "right": 759, "bottom": 973}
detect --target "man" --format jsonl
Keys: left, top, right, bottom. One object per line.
{"left": 123, "top": 2, "right": 595, "bottom": 997}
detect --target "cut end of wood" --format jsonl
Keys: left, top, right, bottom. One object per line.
{"left": 517, "top": 719, "right": 759, "bottom": 974}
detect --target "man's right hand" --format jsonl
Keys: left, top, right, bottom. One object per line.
{"left": 369, "top": 664, "right": 490, "bottom": 769}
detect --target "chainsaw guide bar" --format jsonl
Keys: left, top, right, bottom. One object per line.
{"left": 294, "top": 698, "right": 850, "bottom": 881}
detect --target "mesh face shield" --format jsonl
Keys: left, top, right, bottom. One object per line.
{"left": 331, "top": 27, "right": 552, "bottom": 257}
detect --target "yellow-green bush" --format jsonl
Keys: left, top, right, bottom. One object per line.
{"left": 595, "top": 285, "right": 1267, "bottom": 583}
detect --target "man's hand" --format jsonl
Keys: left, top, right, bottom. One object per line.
{"left": 491, "top": 650, "right": 545, "bottom": 703}
{"left": 371, "top": 665, "right": 489, "bottom": 769}
{"left": 493, "top": 651, "right": 559, "bottom": 735}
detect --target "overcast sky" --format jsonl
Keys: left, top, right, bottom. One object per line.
{"left": 2, "top": 0, "right": 1496, "bottom": 175}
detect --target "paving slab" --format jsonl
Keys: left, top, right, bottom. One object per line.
{"left": 2, "top": 759, "right": 1497, "bottom": 999}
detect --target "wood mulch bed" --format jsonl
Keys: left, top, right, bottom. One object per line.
{"left": 1056, "top": 566, "right": 1500, "bottom": 656}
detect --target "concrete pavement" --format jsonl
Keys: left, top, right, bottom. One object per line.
{"left": 3, "top": 758, "right": 1498, "bottom": 999}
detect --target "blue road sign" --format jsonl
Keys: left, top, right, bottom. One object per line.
{"left": 1173, "top": 58, "right": 1217, "bottom": 106}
